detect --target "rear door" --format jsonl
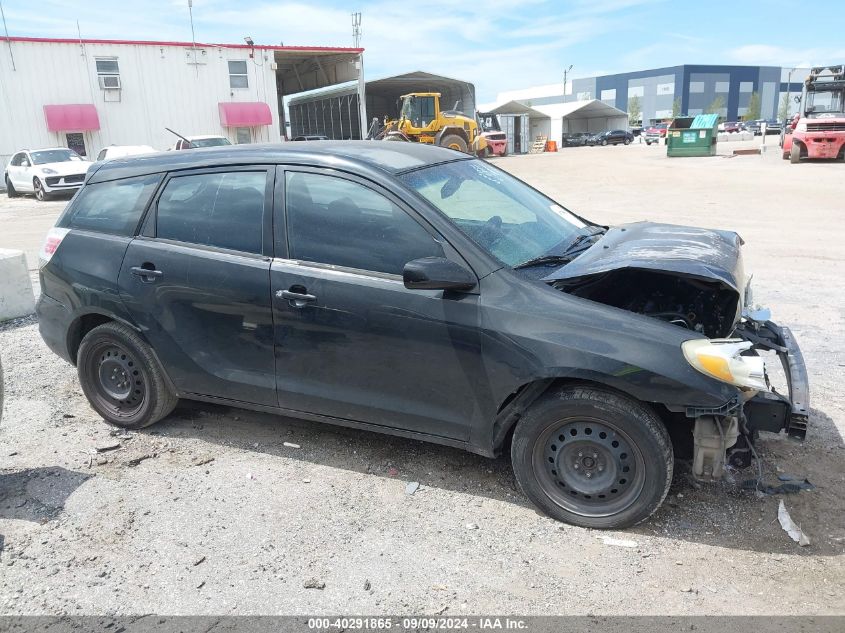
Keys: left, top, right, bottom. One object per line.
{"left": 270, "top": 167, "right": 483, "bottom": 440}
{"left": 118, "top": 166, "right": 277, "bottom": 406}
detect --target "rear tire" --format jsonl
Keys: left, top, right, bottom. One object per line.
{"left": 440, "top": 134, "right": 468, "bottom": 153}
{"left": 790, "top": 142, "right": 801, "bottom": 164}
{"left": 601, "top": 139, "right": 608, "bottom": 146}
{"left": 5, "top": 176, "right": 20, "bottom": 198}
{"left": 77, "top": 322, "right": 178, "bottom": 429}
{"left": 511, "top": 386, "right": 673, "bottom": 529}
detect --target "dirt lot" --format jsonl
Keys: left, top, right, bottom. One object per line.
{"left": 0, "top": 140, "right": 843, "bottom": 616}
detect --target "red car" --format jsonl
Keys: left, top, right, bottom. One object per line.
{"left": 644, "top": 123, "right": 668, "bottom": 145}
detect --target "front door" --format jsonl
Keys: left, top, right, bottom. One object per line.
{"left": 271, "top": 167, "right": 482, "bottom": 441}
{"left": 118, "top": 166, "right": 277, "bottom": 406}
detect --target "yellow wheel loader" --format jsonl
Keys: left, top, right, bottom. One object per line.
{"left": 370, "top": 92, "right": 487, "bottom": 155}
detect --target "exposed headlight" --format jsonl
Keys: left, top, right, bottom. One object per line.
{"left": 795, "top": 122, "right": 807, "bottom": 133}
{"left": 40, "top": 168, "right": 58, "bottom": 174}
{"left": 682, "top": 339, "right": 767, "bottom": 391}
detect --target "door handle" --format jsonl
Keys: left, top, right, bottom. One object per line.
{"left": 130, "top": 266, "right": 164, "bottom": 282}
{"left": 277, "top": 289, "right": 317, "bottom": 308}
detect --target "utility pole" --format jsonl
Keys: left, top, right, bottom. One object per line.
{"left": 563, "top": 64, "right": 573, "bottom": 103}
{"left": 188, "top": 0, "right": 198, "bottom": 76}
{"left": 0, "top": 0, "right": 15, "bottom": 71}
{"left": 352, "top": 12, "right": 362, "bottom": 49}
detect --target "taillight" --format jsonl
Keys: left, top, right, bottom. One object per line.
{"left": 39, "top": 227, "right": 70, "bottom": 266}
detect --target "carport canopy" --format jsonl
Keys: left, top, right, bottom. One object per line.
{"left": 364, "top": 71, "right": 476, "bottom": 120}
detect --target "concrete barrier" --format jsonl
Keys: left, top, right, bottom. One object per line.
{"left": 0, "top": 248, "right": 36, "bottom": 321}
{"left": 717, "top": 131, "right": 754, "bottom": 142}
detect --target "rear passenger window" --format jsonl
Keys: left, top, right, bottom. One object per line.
{"left": 60, "top": 174, "right": 161, "bottom": 236}
{"left": 285, "top": 172, "right": 444, "bottom": 275}
{"left": 156, "top": 171, "right": 266, "bottom": 254}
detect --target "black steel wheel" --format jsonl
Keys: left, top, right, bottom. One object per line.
{"left": 511, "top": 386, "right": 673, "bottom": 529}
{"left": 77, "top": 322, "right": 177, "bottom": 429}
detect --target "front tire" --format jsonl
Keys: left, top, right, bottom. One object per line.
{"left": 790, "top": 142, "right": 801, "bottom": 164}
{"left": 5, "top": 176, "right": 20, "bottom": 198}
{"left": 601, "top": 139, "right": 608, "bottom": 146}
{"left": 624, "top": 138, "right": 631, "bottom": 145}
{"left": 77, "top": 322, "right": 178, "bottom": 429}
{"left": 440, "top": 134, "right": 468, "bottom": 153}
{"left": 511, "top": 386, "right": 673, "bottom": 529}
{"left": 33, "top": 177, "right": 47, "bottom": 201}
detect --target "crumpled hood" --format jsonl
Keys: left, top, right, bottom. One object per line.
{"left": 542, "top": 221, "right": 746, "bottom": 293}
{"left": 37, "top": 160, "right": 92, "bottom": 176}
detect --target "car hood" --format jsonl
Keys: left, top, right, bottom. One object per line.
{"left": 542, "top": 221, "right": 745, "bottom": 292}
{"left": 37, "top": 160, "right": 92, "bottom": 175}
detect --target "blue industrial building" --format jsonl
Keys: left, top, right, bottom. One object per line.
{"left": 515, "top": 65, "right": 806, "bottom": 124}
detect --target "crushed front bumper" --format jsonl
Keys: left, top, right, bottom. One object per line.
{"left": 738, "top": 320, "right": 809, "bottom": 439}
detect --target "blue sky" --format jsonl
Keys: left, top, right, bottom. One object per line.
{"left": 3, "top": 0, "right": 845, "bottom": 102}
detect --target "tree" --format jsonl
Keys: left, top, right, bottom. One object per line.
{"left": 746, "top": 91, "right": 762, "bottom": 120}
{"left": 671, "top": 97, "right": 682, "bottom": 118}
{"left": 627, "top": 95, "right": 641, "bottom": 125}
{"left": 706, "top": 95, "right": 726, "bottom": 116}
{"left": 779, "top": 93, "right": 791, "bottom": 121}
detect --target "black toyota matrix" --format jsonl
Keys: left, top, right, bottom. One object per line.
{"left": 36, "top": 142, "right": 809, "bottom": 529}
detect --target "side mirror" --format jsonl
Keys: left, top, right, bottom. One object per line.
{"left": 794, "top": 95, "right": 801, "bottom": 104}
{"left": 403, "top": 257, "right": 476, "bottom": 292}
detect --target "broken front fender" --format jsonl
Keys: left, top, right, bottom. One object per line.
{"left": 737, "top": 321, "right": 809, "bottom": 439}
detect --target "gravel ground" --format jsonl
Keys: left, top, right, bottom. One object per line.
{"left": 0, "top": 139, "right": 843, "bottom": 616}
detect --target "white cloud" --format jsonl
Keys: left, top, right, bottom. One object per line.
{"left": 728, "top": 44, "right": 845, "bottom": 68}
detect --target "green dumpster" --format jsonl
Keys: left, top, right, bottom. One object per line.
{"left": 666, "top": 113, "right": 719, "bottom": 157}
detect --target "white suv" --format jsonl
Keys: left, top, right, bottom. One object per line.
{"left": 5, "top": 148, "right": 93, "bottom": 201}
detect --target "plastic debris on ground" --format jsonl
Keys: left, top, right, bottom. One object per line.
{"left": 405, "top": 481, "right": 420, "bottom": 495}
{"left": 597, "top": 536, "right": 639, "bottom": 548}
{"left": 777, "top": 500, "right": 810, "bottom": 547}
{"left": 742, "top": 475, "right": 815, "bottom": 495}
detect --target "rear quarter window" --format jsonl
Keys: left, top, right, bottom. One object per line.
{"left": 59, "top": 174, "right": 161, "bottom": 236}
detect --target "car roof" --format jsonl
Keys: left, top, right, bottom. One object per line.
{"left": 88, "top": 140, "right": 473, "bottom": 184}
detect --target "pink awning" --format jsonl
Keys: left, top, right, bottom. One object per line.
{"left": 218, "top": 101, "right": 272, "bottom": 127}
{"left": 43, "top": 104, "right": 100, "bottom": 132}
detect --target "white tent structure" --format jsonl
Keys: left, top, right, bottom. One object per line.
{"left": 488, "top": 99, "right": 629, "bottom": 151}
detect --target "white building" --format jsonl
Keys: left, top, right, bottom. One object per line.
{"left": 0, "top": 36, "right": 365, "bottom": 164}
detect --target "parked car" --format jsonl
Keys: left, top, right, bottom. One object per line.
{"left": 588, "top": 130, "right": 635, "bottom": 146}
{"left": 35, "top": 142, "right": 808, "bottom": 529}
{"left": 292, "top": 135, "right": 331, "bottom": 141}
{"left": 4, "top": 148, "right": 92, "bottom": 201}
{"left": 169, "top": 135, "right": 232, "bottom": 151}
{"left": 561, "top": 132, "right": 590, "bottom": 147}
{"left": 96, "top": 145, "right": 157, "bottom": 162}
{"left": 644, "top": 123, "right": 668, "bottom": 145}
{"left": 722, "top": 121, "right": 741, "bottom": 133}
{"left": 763, "top": 119, "right": 782, "bottom": 134}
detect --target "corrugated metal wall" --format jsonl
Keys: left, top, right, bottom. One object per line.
{"left": 289, "top": 94, "right": 361, "bottom": 139}
{"left": 0, "top": 40, "right": 282, "bottom": 163}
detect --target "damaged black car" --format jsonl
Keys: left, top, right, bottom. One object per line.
{"left": 36, "top": 142, "right": 808, "bottom": 529}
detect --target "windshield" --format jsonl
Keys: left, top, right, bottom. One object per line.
{"left": 31, "top": 149, "right": 82, "bottom": 164}
{"left": 399, "top": 160, "right": 591, "bottom": 267}
{"left": 190, "top": 137, "right": 232, "bottom": 148}
{"left": 400, "top": 96, "right": 436, "bottom": 127}
{"left": 806, "top": 88, "right": 844, "bottom": 116}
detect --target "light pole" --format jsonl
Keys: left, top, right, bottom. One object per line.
{"left": 563, "top": 65, "right": 573, "bottom": 103}
{"left": 785, "top": 67, "right": 798, "bottom": 119}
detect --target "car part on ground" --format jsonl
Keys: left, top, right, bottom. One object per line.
{"left": 34, "top": 141, "right": 809, "bottom": 529}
